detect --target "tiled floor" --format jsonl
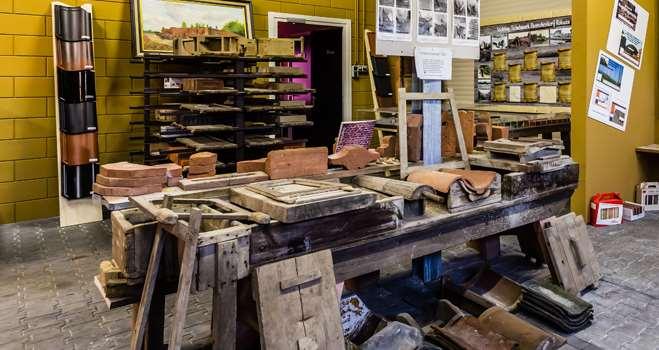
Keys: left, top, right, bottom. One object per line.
{"left": 0, "top": 213, "right": 657, "bottom": 349}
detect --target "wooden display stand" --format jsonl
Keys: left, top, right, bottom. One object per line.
{"left": 51, "top": 2, "right": 102, "bottom": 227}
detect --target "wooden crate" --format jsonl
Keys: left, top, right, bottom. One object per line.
{"left": 111, "top": 209, "right": 180, "bottom": 285}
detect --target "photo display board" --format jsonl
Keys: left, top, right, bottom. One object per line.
{"left": 376, "top": 0, "right": 480, "bottom": 59}
{"left": 475, "top": 16, "right": 572, "bottom": 106}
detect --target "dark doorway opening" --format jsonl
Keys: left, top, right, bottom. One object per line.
{"left": 278, "top": 22, "right": 343, "bottom": 150}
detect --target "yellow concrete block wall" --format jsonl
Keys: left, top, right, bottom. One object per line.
{"left": 0, "top": 0, "right": 377, "bottom": 224}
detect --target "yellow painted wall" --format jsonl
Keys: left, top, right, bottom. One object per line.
{"left": 0, "top": 0, "right": 376, "bottom": 224}
{"left": 571, "top": 0, "right": 657, "bottom": 215}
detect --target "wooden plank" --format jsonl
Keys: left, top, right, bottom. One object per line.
{"left": 253, "top": 251, "right": 343, "bottom": 350}
{"left": 130, "top": 224, "right": 165, "bottom": 350}
{"left": 212, "top": 240, "right": 239, "bottom": 350}
{"left": 168, "top": 209, "right": 202, "bottom": 350}
{"left": 295, "top": 251, "right": 344, "bottom": 350}
{"left": 254, "top": 255, "right": 306, "bottom": 349}
{"left": 179, "top": 171, "right": 269, "bottom": 191}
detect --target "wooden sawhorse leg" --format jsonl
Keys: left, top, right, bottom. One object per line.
{"left": 212, "top": 240, "right": 239, "bottom": 350}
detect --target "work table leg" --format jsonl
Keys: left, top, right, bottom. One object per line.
{"left": 213, "top": 241, "right": 239, "bottom": 350}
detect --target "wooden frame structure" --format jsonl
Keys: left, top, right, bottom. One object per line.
{"left": 398, "top": 88, "right": 471, "bottom": 178}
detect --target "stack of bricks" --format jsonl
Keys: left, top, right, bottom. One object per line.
{"left": 153, "top": 163, "right": 183, "bottom": 187}
{"left": 187, "top": 152, "right": 217, "bottom": 179}
{"left": 93, "top": 162, "right": 170, "bottom": 196}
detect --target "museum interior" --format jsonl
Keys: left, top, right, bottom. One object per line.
{"left": 0, "top": 0, "right": 657, "bottom": 349}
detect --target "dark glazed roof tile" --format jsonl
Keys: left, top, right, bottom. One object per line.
{"left": 54, "top": 5, "right": 92, "bottom": 42}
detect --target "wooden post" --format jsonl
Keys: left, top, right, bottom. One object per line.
{"left": 212, "top": 240, "right": 239, "bottom": 350}
{"left": 423, "top": 80, "right": 442, "bottom": 165}
{"left": 168, "top": 208, "right": 202, "bottom": 350}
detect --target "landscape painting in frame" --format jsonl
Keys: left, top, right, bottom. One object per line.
{"left": 131, "top": 0, "right": 253, "bottom": 57}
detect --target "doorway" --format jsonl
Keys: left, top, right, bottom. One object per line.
{"left": 268, "top": 13, "right": 352, "bottom": 150}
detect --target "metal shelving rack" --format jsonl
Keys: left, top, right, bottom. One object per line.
{"left": 130, "top": 54, "right": 314, "bottom": 169}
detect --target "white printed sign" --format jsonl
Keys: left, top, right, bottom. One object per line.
{"left": 414, "top": 46, "right": 452, "bottom": 80}
{"left": 588, "top": 51, "right": 635, "bottom": 132}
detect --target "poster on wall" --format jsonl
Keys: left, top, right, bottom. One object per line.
{"left": 452, "top": 0, "right": 479, "bottom": 46}
{"left": 377, "top": 0, "right": 413, "bottom": 42}
{"left": 606, "top": 0, "right": 649, "bottom": 69}
{"left": 588, "top": 50, "right": 635, "bottom": 131}
{"left": 417, "top": 0, "right": 449, "bottom": 43}
{"left": 476, "top": 16, "right": 572, "bottom": 105}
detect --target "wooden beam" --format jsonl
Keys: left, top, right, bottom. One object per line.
{"left": 130, "top": 225, "right": 166, "bottom": 350}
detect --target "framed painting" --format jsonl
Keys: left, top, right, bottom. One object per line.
{"left": 130, "top": 0, "right": 253, "bottom": 57}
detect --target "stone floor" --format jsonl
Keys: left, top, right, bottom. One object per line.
{"left": 0, "top": 213, "right": 657, "bottom": 349}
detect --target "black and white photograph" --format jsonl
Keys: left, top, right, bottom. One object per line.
{"left": 479, "top": 35, "right": 492, "bottom": 61}
{"left": 434, "top": 0, "right": 448, "bottom": 12}
{"left": 467, "top": 0, "right": 479, "bottom": 17}
{"left": 491, "top": 33, "right": 508, "bottom": 49}
{"left": 435, "top": 14, "right": 448, "bottom": 37}
{"left": 396, "top": 9, "right": 411, "bottom": 34}
{"left": 478, "top": 64, "right": 491, "bottom": 81}
{"left": 418, "top": 11, "right": 433, "bottom": 36}
{"left": 379, "top": 0, "right": 395, "bottom": 5}
{"left": 396, "top": 0, "right": 411, "bottom": 8}
{"left": 379, "top": 7, "right": 395, "bottom": 33}
{"left": 420, "top": 0, "right": 432, "bottom": 11}
{"left": 550, "top": 27, "right": 572, "bottom": 45}
{"left": 453, "top": 16, "right": 467, "bottom": 39}
{"left": 467, "top": 18, "right": 479, "bottom": 40}
{"left": 477, "top": 83, "right": 492, "bottom": 101}
{"left": 508, "top": 31, "right": 531, "bottom": 48}
{"left": 454, "top": 0, "right": 466, "bottom": 16}
{"left": 530, "top": 29, "right": 550, "bottom": 47}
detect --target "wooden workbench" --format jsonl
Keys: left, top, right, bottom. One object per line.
{"left": 97, "top": 163, "right": 579, "bottom": 349}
